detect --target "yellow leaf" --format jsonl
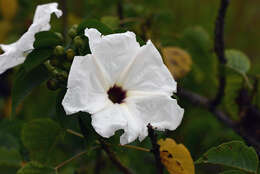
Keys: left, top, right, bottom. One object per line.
{"left": 0, "top": 20, "right": 12, "bottom": 42}
{"left": 158, "top": 138, "right": 195, "bottom": 174}
{"left": 0, "top": 0, "right": 18, "bottom": 20}
{"left": 162, "top": 47, "right": 192, "bottom": 79}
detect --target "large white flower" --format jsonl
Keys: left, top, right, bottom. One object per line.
{"left": 0, "top": 3, "right": 62, "bottom": 74}
{"left": 62, "top": 28, "right": 184, "bottom": 145}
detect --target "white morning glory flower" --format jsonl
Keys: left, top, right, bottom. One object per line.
{"left": 0, "top": 3, "right": 62, "bottom": 74}
{"left": 62, "top": 28, "right": 184, "bottom": 145}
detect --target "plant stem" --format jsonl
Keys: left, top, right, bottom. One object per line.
{"left": 117, "top": 0, "right": 124, "bottom": 27}
{"left": 66, "top": 129, "right": 84, "bottom": 138}
{"left": 77, "top": 117, "right": 133, "bottom": 174}
{"left": 211, "top": 0, "right": 230, "bottom": 109}
{"left": 147, "top": 124, "right": 164, "bottom": 174}
{"left": 118, "top": 144, "right": 150, "bottom": 152}
{"left": 99, "top": 139, "right": 133, "bottom": 174}
{"left": 54, "top": 150, "right": 91, "bottom": 173}
{"left": 178, "top": 87, "right": 260, "bottom": 157}
{"left": 59, "top": 0, "right": 68, "bottom": 37}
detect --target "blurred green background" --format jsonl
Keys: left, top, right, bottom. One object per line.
{"left": 0, "top": 0, "right": 259, "bottom": 174}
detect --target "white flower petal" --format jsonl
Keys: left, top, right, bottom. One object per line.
{"left": 0, "top": 3, "right": 62, "bottom": 74}
{"left": 62, "top": 55, "right": 110, "bottom": 115}
{"left": 91, "top": 103, "right": 143, "bottom": 145}
{"left": 85, "top": 28, "right": 140, "bottom": 86}
{"left": 91, "top": 104, "right": 128, "bottom": 138}
{"left": 126, "top": 94, "right": 184, "bottom": 132}
{"left": 118, "top": 40, "right": 177, "bottom": 95}
{"left": 119, "top": 112, "right": 146, "bottom": 145}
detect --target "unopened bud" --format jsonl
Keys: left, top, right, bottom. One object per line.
{"left": 71, "top": 24, "right": 78, "bottom": 30}
{"left": 66, "top": 49, "right": 75, "bottom": 62}
{"left": 68, "top": 28, "right": 77, "bottom": 39}
{"left": 55, "top": 32, "right": 63, "bottom": 41}
{"left": 73, "top": 36, "right": 84, "bottom": 48}
{"left": 54, "top": 45, "right": 65, "bottom": 56}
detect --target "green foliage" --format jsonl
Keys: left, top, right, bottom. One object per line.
{"left": 196, "top": 141, "right": 259, "bottom": 174}
{"left": 77, "top": 19, "right": 113, "bottom": 35}
{"left": 219, "top": 171, "right": 246, "bottom": 174}
{"left": 17, "top": 162, "right": 55, "bottom": 174}
{"left": 21, "top": 119, "right": 64, "bottom": 163}
{"left": 180, "top": 108, "right": 242, "bottom": 159}
{"left": 0, "top": 146, "right": 22, "bottom": 173}
{"left": 11, "top": 65, "right": 50, "bottom": 117}
{"left": 178, "top": 27, "right": 217, "bottom": 96}
{"left": 0, "top": 132, "right": 19, "bottom": 149}
{"left": 23, "top": 48, "right": 53, "bottom": 73}
{"left": 226, "top": 50, "right": 251, "bottom": 75}
{"left": 1, "top": 1, "right": 260, "bottom": 174}
{"left": 223, "top": 74, "right": 243, "bottom": 120}
{"left": 33, "top": 31, "right": 63, "bottom": 49}
{"left": 101, "top": 16, "right": 120, "bottom": 30}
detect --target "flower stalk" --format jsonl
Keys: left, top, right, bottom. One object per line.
{"left": 147, "top": 124, "right": 164, "bottom": 174}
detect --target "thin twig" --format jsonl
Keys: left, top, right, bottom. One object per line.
{"left": 178, "top": 87, "right": 260, "bottom": 156}
{"left": 118, "top": 144, "right": 150, "bottom": 152}
{"left": 99, "top": 139, "right": 134, "bottom": 174}
{"left": 59, "top": 0, "right": 68, "bottom": 38}
{"left": 147, "top": 124, "right": 164, "bottom": 174}
{"left": 54, "top": 150, "right": 90, "bottom": 173}
{"left": 94, "top": 149, "right": 104, "bottom": 174}
{"left": 211, "top": 0, "right": 230, "bottom": 109}
{"left": 67, "top": 129, "right": 84, "bottom": 138}
{"left": 117, "top": 0, "right": 124, "bottom": 27}
{"left": 77, "top": 116, "right": 89, "bottom": 139}
{"left": 77, "top": 117, "right": 133, "bottom": 174}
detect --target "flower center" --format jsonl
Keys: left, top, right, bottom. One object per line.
{"left": 107, "top": 85, "right": 126, "bottom": 104}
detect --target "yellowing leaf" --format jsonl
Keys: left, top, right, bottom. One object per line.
{"left": 0, "top": 0, "right": 18, "bottom": 20}
{"left": 162, "top": 47, "right": 192, "bottom": 79}
{"left": 158, "top": 138, "right": 195, "bottom": 174}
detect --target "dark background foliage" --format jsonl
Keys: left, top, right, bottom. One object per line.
{"left": 0, "top": 0, "right": 259, "bottom": 174}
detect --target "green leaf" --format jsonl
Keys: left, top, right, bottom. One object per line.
{"left": 179, "top": 26, "right": 217, "bottom": 96}
{"left": 219, "top": 170, "right": 246, "bottom": 174}
{"left": 0, "top": 132, "right": 19, "bottom": 149}
{"left": 17, "top": 162, "right": 55, "bottom": 174}
{"left": 33, "top": 31, "right": 63, "bottom": 49}
{"left": 23, "top": 48, "right": 53, "bottom": 73}
{"left": 77, "top": 19, "right": 113, "bottom": 35}
{"left": 226, "top": 49, "right": 251, "bottom": 74}
{"left": 21, "top": 119, "right": 64, "bottom": 163}
{"left": 182, "top": 26, "right": 211, "bottom": 52}
{"left": 224, "top": 74, "right": 243, "bottom": 120}
{"left": 196, "top": 141, "right": 259, "bottom": 174}
{"left": 0, "top": 146, "right": 22, "bottom": 173}
{"left": 11, "top": 65, "right": 50, "bottom": 117}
